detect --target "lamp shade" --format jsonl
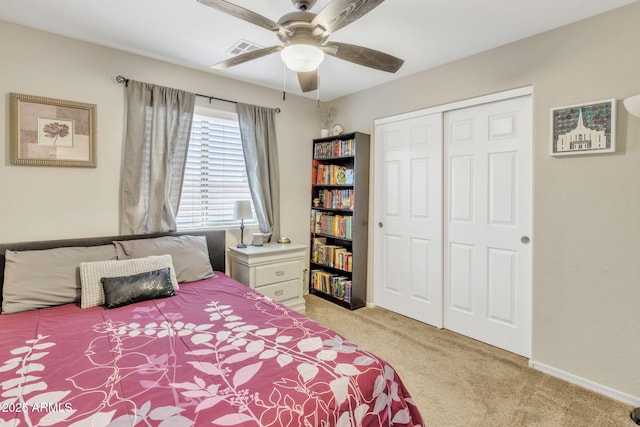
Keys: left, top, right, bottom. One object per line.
{"left": 281, "top": 44, "right": 324, "bottom": 72}
{"left": 623, "top": 94, "right": 640, "bottom": 118}
{"left": 233, "top": 200, "right": 252, "bottom": 220}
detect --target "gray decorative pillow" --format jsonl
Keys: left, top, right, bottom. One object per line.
{"left": 79, "top": 255, "right": 178, "bottom": 308}
{"left": 102, "top": 268, "right": 175, "bottom": 309}
{"left": 2, "top": 245, "right": 117, "bottom": 314}
{"left": 114, "top": 235, "right": 215, "bottom": 283}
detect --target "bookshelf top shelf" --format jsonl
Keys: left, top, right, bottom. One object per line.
{"left": 313, "top": 131, "right": 360, "bottom": 142}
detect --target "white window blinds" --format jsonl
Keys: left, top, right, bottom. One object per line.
{"left": 176, "top": 112, "right": 254, "bottom": 229}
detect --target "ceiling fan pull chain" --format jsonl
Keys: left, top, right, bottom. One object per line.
{"left": 282, "top": 63, "right": 287, "bottom": 101}
{"left": 316, "top": 68, "right": 320, "bottom": 110}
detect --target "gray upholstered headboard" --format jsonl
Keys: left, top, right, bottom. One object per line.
{"left": 0, "top": 230, "right": 226, "bottom": 309}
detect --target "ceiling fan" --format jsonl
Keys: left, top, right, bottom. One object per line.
{"left": 197, "top": 0, "right": 404, "bottom": 92}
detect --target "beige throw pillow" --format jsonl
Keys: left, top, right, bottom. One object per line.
{"left": 80, "top": 255, "right": 178, "bottom": 308}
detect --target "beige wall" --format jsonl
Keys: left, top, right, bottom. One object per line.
{"left": 0, "top": 21, "right": 318, "bottom": 254}
{"left": 328, "top": 2, "right": 640, "bottom": 403}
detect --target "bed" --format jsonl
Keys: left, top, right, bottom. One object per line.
{"left": 0, "top": 231, "right": 423, "bottom": 427}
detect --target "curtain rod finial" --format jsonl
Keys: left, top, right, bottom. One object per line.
{"left": 115, "top": 75, "right": 129, "bottom": 87}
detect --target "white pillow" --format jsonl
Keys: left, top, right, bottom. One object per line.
{"left": 80, "top": 255, "right": 178, "bottom": 308}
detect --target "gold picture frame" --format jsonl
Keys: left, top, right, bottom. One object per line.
{"left": 10, "top": 93, "right": 96, "bottom": 167}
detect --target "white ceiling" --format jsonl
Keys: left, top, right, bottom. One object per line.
{"left": 0, "top": 0, "right": 637, "bottom": 101}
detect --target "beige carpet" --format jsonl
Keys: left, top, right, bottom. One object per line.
{"left": 304, "top": 294, "right": 633, "bottom": 427}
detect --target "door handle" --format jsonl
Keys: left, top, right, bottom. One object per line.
{"left": 378, "top": 222, "right": 383, "bottom": 228}
{"left": 521, "top": 236, "right": 530, "bottom": 244}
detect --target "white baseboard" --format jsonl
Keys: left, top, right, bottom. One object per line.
{"left": 529, "top": 359, "right": 640, "bottom": 407}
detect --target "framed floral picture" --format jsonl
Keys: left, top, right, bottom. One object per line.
{"left": 10, "top": 93, "right": 96, "bottom": 167}
{"left": 550, "top": 99, "right": 616, "bottom": 156}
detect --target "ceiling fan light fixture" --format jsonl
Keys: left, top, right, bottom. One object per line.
{"left": 281, "top": 44, "right": 324, "bottom": 72}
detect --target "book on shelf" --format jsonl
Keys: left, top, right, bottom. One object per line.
{"left": 345, "top": 169, "right": 354, "bottom": 185}
{"left": 310, "top": 269, "right": 352, "bottom": 302}
{"left": 314, "top": 138, "right": 355, "bottom": 159}
{"left": 312, "top": 160, "right": 319, "bottom": 184}
{"left": 311, "top": 238, "right": 353, "bottom": 272}
{"left": 311, "top": 210, "right": 321, "bottom": 234}
{"left": 316, "top": 188, "right": 354, "bottom": 210}
{"left": 314, "top": 164, "right": 354, "bottom": 186}
{"left": 311, "top": 210, "right": 352, "bottom": 239}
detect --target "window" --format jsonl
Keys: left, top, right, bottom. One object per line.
{"left": 176, "top": 108, "right": 255, "bottom": 230}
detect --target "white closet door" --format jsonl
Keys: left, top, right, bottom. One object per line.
{"left": 373, "top": 89, "right": 533, "bottom": 357}
{"left": 374, "top": 113, "right": 444, "bottom": 327}
{"left": 444, "top": 95, "right": 532, "bottom": 357}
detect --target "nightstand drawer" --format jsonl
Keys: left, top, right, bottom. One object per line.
{"left": 258, "top": 279, "right": 300, "bottom": 303}
{"left": 255, "top": 261, "right": 300, "bottom": 287}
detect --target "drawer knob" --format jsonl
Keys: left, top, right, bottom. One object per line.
{"left": 276, "top": 270, "right": 285, "bottom": 276}
{"left": 275, "top": 290, "right": 284, "bottom": 296}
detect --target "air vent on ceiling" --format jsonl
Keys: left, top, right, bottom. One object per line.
{"left": 228, "top": 39, "right": 263, "bottom": 56}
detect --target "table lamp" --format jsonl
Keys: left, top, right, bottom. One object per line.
{"left": 233, "top": 200, "right": 252, "bottom": 248}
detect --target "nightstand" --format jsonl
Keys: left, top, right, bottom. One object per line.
{"left": 228, "top": 243, "right": 307, "bottom": 313}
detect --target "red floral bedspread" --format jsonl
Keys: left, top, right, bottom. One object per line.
{"left": 0, "top": 274, "right": 423, "bottom": 426}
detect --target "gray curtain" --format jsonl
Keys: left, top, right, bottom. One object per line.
{"left": 236, "top": 103, "right": 281, "bottom": 241}
{"left": 120, "top": 80, "right": 195, "bottom": 234}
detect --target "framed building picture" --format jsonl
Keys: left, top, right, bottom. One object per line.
{"left": 550, "top": 99, "right": 616, "bottom": 156}
{"left": 10, "top": 93, "right": 96, "bottom": 167}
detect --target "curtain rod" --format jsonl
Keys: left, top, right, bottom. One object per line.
{"left": 115, "top": 75, "right": 280, "bottom": 113}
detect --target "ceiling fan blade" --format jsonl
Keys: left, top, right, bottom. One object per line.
{"left": 323, "top": 41, "right": 404, "bottom": 73}
{"left": 212, "top": 45, "right": 283, "bottom": 70}
{"left": 298, "top": 71, "right": 318, "bottom": 92}
{"left": 197, "top": 0, "right": 285, "bottom": 33}
{"left": 312, "top": 0, "right": 385, "bottom": 35}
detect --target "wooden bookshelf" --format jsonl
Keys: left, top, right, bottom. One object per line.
{"left": 309, "top": 132, "right": 369, "bottom": 310}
